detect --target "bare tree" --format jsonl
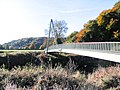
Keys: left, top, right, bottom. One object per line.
{"left": 45, "top": 19, "right": 68, "bottom": 44}
{"left": 53, "top": 20, "right": 68, "bottom": 38}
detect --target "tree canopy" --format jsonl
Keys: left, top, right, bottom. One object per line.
{"left": 77, "top": 1, "right": 120, "bottom": 42}
{"left": 45, "top": 20, "right": 68, "bottom": 44}
{"left": 28, "top": 41, "right": 36, "bottom": 50}
{"left": 66, "top": 31, "right": 78, "bottom": 43}
{"left": 53, "top": 20, "right": 68, "bottom": 38}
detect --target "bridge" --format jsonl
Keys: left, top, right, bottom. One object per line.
{"left": 46, "top": 42, "right": 120, "bottom": 63}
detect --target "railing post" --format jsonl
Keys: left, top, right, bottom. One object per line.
{"left": 116, "top": 43, "right": 119, "bottom": 51}
{"left": 108, "top": 43, "right": 110, "bottom": 51}
{"left": 46, "top": 42, "right": 120, "bottom": 53}
{"left": 110, "top": 43, "right": 112, "bottom": 51}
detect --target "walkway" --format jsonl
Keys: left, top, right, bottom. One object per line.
{"left": 47, "top": 42, "right": 120, "bottom": 63}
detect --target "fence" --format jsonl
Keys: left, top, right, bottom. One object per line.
{"left": 47, "top": 42, "right": 120, "bottom": 52}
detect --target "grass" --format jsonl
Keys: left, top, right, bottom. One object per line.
{"left": 0, "top": 64, "right": 99, "bottom": 90}
{"left": 87, "top": 65, "right": 120, "bottom": 89}
{"left": 0, "top": 63, "right": 119, "bottom": 90}
{"left": 0, "top": 50, "right": 44, "bottom": 53}
{"left": 0, "top": 50, "right": 44, "bottom": 57}
{"left": 0, "top": 51, "right": 120, "bottom": 90}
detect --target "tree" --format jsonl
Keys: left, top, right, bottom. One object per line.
{"left": 83, "top": 20, "right": 104, "bottom": 42}
{"left": 39, "top": 38, "right": 55, "bottom": 50}
{"left": 28, "top": 41, "right": 36, "bottom": 50}
{"left": 39, "top": 38, "right": 47, "bottom": 50}
{"left": 0, "top": 44, "right": 4, "bottom": 49}
{"left": 4, "top": 44, "right": 9, "bottom": 50}
{"left": 77, "top": 1, "right": 120, "bottom": 42}
{"left": 45, "top": 20, "right": 68, "bottom": 44}
{"left": 76, "top": 29, "right": 87, "bottom": 42}
{"left": 23, "top": 45, "right": 29, "bottom": 50}
{"left": 77, "top": 20, "right": 103, "bottom": 42}
{"left": 97, "top": 4, "right": 120, "bottom": 41}
{"left": 53, "top": 20, "right": 68, "bottom": 38}
{"left": 66, "top": 31, "right": 78, "bottom": 43}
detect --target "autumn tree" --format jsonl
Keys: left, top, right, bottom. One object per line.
{"left": 66, "top": 31, "right": 78, "bottom": 43}
{"left": 97, "top": 3, "right": 120, "bottom": 41}
{"left": 82, "top": 20, "right": 104, "bottom": 42}
{"left": 76, "top": 29, "right": 87, "bottom": 42}
{"left": 39, "top": 38, "right": 48, "bottom": 50}
{"left": 39, "top": 38, "right": 55, "bottom": 50}
{"left": 23, "top": 45, "right": 29, "bottom": 50}
{"left": 77, "top": 1, "right": 120, "bottom": 42}
{"left": 28, "top": 41, "right": 36, "bottom": 50}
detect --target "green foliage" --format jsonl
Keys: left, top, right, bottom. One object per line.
{"left": 78, "top": 1, "right": 120, "bottom": 42}
{"left": 66, "top": 31, "right": 78, "bottom": 43}
{"left": 97, "top": 7, "right": 120, "bottom": 41}
{"left": 56, "top": 38, "right": 65, "bottom": 44}
{"left": 114, "top": 1, "right": 120, "bottom": 8}
{"left": 81, "top": 20, "right": 103, "bottom": 42}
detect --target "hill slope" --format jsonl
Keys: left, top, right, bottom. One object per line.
{"left": 2, "top": 37, "right": 47, "bottom": 49}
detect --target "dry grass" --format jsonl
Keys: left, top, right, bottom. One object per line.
{"left": 0, "top": 64, "right": 100, "bottom": 90}
{"left": 0, "top": 62, "right": 120, "bottom": 90}
{"left": 87, "top": 65, "right": 120, "bottom": 89}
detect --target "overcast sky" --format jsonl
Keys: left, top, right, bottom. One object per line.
{"left": 0, "top": 0, "right": 118, "bottom": 44}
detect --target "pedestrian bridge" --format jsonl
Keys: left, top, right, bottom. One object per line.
{"left": 46, "top": 42, "right": 120, "bottom": 63}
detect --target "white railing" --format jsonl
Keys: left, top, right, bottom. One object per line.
{"left": 47, "top": 42, "right": 120, "bottom": 52}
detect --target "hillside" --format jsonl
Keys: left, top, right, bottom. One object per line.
{"left": 2, "top": 37, "right": 47, "bottom": 49}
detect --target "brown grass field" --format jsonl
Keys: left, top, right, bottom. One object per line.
{"left": 0, "top": 51, "right": 119, "bottom": 90}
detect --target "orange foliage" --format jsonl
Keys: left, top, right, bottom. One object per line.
{"left": 97, "top": 9, "right": 112, "bottom": 26}
{"left": 114, "top": 1, "right": 120, "bottom": 9}
{"left": 76, "top": 29, "right": 88, "bottom": 42}
{"left": 97, "top": 2, "right": 120, "bottom": 26}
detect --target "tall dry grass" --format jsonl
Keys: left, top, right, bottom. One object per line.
{"left": 0, "top": 61, "right": 120, "bottom": 90}
{"left": 87, "top": 65, "right": 120, "bottom": 89}
{"left": 0, "top": 63, "right": 100, "bottom": 90}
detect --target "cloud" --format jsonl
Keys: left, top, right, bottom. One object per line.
{"left": 59, "top": 8, "right": 98, "bottom": 14}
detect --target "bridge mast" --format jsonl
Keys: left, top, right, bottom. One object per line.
{"left": 46, "top": 19, "right": 55, "bottom": 53}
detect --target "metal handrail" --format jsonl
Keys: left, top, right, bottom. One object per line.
{"left": 47, "top": 42, "right": 120, "bottom": 52}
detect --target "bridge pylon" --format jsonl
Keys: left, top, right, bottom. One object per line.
{"left": 46, "top": 19, "right": 57, "bottom": 53}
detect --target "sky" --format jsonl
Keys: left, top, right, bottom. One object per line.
{"left": 0, "top": 0, "right": 119, "bottom": 44}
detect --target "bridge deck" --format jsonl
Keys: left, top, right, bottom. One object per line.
{"left": 47, "top": 42, "right": 120, "bottom": 63}
{"left": 48, "top": 49, "right": 120, "bottom": 63}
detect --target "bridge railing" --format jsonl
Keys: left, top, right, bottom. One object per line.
{"left": 47, "top": 42, "right": 120, "bottom": 52}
